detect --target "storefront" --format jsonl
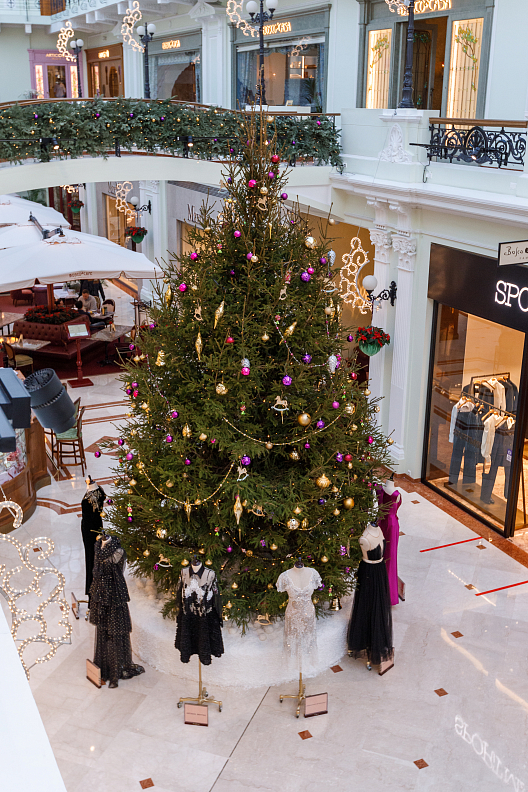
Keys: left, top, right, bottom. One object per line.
{"left": 148, "top": 32, "right": 201, "bottom": 102}
{"left": 28, "top": 49, "right": 83, "bottom": 99}
{"left": 86, "top": 44, "right": 124, "bottom": 98}
{"left": 360, "top": 0, "right": 494, "bottom": 115}
{"left": 423, "top": 243, "right": 528, "bottom": 537}
{"left": 233, "top": 7, "right": 329, "bottom": 112}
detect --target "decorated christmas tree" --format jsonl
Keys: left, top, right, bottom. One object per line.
{"left": 107, "top": 113, "right": 390, "bottom": 628}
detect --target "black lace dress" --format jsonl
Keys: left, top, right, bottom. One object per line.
{"left": 89, "top": 536, "right": 144, "bottom": 687}
{"left": 81, "top": 485, "right": 106, "bottom": 598}
{"left": 347, "top": 540, "right": 394, "bottom": 666}
{"left": 174, "top": 564, "right": 224, "bottom": 665}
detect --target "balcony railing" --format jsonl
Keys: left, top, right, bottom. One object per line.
{"left": 421, "top": 119, "right": 527, "bottom": 170}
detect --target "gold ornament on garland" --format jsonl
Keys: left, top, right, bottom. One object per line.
{"left": 214, "top": 300, "right": 225, "bottom": 328}
{"left": 234, "top": 494, "right": 243, "bottom": 525}
{"left": 316, "top": 474, "right": 331, "bottom": 489}
{"left": 297, "top": 412, "right": 311, "bottom": 427}
{"left": 287, "top": 518, "right": 300, "bottom": 530}
{"left": 216, "top": 383, "right": 228, "bottom": 395}
{"left": 195, "top": 331, "right": 203, "bottom": 361}
{"left": 265, "top": 442, "right": 273, "bottom": 450}
{"left": 184, "top": 499, "right": 192, "bottom": 521}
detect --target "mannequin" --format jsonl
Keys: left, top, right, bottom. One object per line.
{"left": 347, "top": 523, "right": 393, "bottom": 670}
{"left": 174, "top": 560, "right": 224, "bottom": 665}
{"left": 276, "top": 558, "right": 322, "bottom": 667}
{"left": 89, "top": 534, "right": 145, "bottom": 687}
{"left": 81, "top": 475, "right": 106, "bottom": 606}
{"left": 376, "top": 474, "right": 402, "bottom": 606}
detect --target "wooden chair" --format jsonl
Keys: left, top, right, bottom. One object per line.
{"left": 54, "top": 403, "right": 87, "bottom": 475}
{"left": 10, "top": 289, "right": 33, "bottom": 306}
{"left": 4, "top": 342, "right": 33, "bottom": 373}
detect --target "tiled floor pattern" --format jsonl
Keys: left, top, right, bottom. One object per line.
{"left": 2, "top": 374, "right": 528, "bottom": 790}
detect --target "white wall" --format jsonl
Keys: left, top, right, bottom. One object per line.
{"left": 0, "top": 26, "right": 59, "bottom": 102}
{"left": 485, "top": 0, "right": 528, "bottom": 120}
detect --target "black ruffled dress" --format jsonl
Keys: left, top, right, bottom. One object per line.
{"left": 347, "top": 540, "right": 394, "bottom": 666}
{"left": 174, "top": 564, "right": 224, "bottom": 665}
{"left": 81, "top": 485, "right": 106, "bottom": 599}
{"left": 89, "top": 536, "right": 144, "bottom": 687}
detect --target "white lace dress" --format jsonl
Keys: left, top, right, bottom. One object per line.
{"left": 276, "top": 567, "right": 322, "bottom": 670}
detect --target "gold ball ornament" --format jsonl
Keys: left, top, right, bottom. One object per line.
{"left": 231, "top": 582, "right": 238, "bottom": 589}
{"left": 143, "top": 549, "right": 150, "bottom": 557}
{"left": 194, "top": 499, "right": 202, "bottom": 505}
{"left": 156, "top": 527, "right": 167, "bottom": 538}
{"left": 388, "top": 437, "right": 394, "bottom": 445}
{"left": 333, "top": 508, "right": 341, "bottom": 516}
{"left": 260, "top": 186, "right": 269, "bottom": 195}
{"left": 251, "top": 255, "right": 258, "bottom": 263}
{"left": 265, "top": 442, "right": 273, "bottom": 450}
{"left": 293, "top": 506, "right": 302, "bottom": 514}
{"left": 127, "top": 489, "right": 133, "bottom": 494}
{"left": 364, "top": 389, "right": 371, "bottom": 397}
{"left": 343, "top": 497, "right": 354, "bottom": 510}
{"left": 216, "top": 383, "right": 228, "bottom": 395}
{"left": 316, "top": 474, "right": 331, "bottom": 489}
{"left": 351, "top": 424, "right": 358, "bottom": 432}
{"left": 329, "top": 218, "right": 335, "bottom": 225}
{"left": 198, "top": 547, "right": 205, "bottom": 554}
{"left": 267, "top": 583, "right": 274, "bottom": 589}
{"left": 289, "top": 450, "right": 300, "bottom": 461}
{"left": 245, "top": 549, "right": 253, "bottom": 557}
{"left": 100, "top": 510, "right": 106, "bottom": 518}
{"left": 270, "top": 543, "right": 278, "bottom": 550}
{"left": 226, "top": 601, "right": 232, "bottom": 609}
{"left": 205, "top": 559, "right": 212, "bottom": 566}
{"left": 287, "top": 518, "right": 300, "bottom": 530}
{"left": 347, "top": 462, "right": 353, "bottom": 469}
{"left": 181, "top": 558, "right": 189, "bottom": 566}
{"left": 261, "top": 332, "right": 270, "bottom": 342}
{"left": 199, "top": 433, "right": 208, "bottom": 441}
{"left": 305, "top": 236, "right": 315, "bottom": 249}
{"left": 345, "top": 402, "right": 355, "bottom": 415}
{"left": 166, "top": 480, "right": 174, "bottom": 488}
{"left": 331, "top": 486, "right": 339, "bottom": 493}
{"left": 297, "top": 412, "right": 311, "bottom": 427}
{"left": 375, "top": 406, "right": 381, "bottom": 413}
{"left": 324, "top": 306, "right": 334, "bottom": 316}
{"left": 321, "top": 555, "right": 329, "bottom": 563}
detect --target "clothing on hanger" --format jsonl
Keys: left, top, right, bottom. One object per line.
{"left": 481, "top": 413, "right": 504, "bottom": 463}
{"left": 449, "top": 398, "right": 475, "bottom": 444}
{"left": 481, "top": 417, "right": 516, "bottom": 503}
{"left": 448, "top": 408, "right": 484, "bottom": 485}
{"left": 81, "top": 484, "right": 106, "bottom": 599}
{"left": 481, "top": 378, "right": 506, "bottom": 412}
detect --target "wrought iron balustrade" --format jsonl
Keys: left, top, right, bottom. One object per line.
{"left": 421, "top": 119, "right": 527, "bottom": 169}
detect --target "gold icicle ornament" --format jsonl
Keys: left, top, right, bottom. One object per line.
{"left": 184, "top": 499, "right": 192, "bottom": 521}
{"left": 165, "top": 284, "right": 172, "bottom": 306}
{"left": 182, "top": 424, "right": 191, "bottom": 437}
{"left": 284, "top": 321, "right": 297, "bottom": 338}
{"left": 214, "top": 300, "right": 225, "bottom": 328}
{"left": 156, "top": 350, "right": 165, "bottom": 367}
{"left": 234, "top": 494, "right": 243, "bottom": 525}
{"left": 195, "top": 331, "right": 203, "bottom": 361}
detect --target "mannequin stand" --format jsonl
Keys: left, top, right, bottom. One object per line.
{"left": 177, "top": 660, "right": 222, "bottom": 712}
{"left": 279, "top": 672, "right": 306, "bottom": 718}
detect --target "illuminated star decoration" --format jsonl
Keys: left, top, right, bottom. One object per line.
{"left": 339, "top": 236, "right": 379, "bottom": 315}
{"left": 0, "top": 501, "right": 71, "bottom": 678}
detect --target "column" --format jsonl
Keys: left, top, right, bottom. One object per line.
{"left": 79, "top": 183, "right": 98, "bottom": 236}
{"left": 368, "top": 226, "right": 392, "bottom": 429}
{"left": 123, "top": 44, "right": 143, "bottom": 99}
{"left": 387, "top": 233, "right": 417, "bottom": 464}
{"left": 200, "top": 11, "right": 230, "bottom": 107}
{"left": 138, "top": 179, "right": 167, "bottom": 304}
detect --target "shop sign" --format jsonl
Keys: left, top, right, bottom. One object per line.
{"left": 162, "top": 40, "right": 181, "bottom": 50}
{"left": 397, "top": 0, "right": 452, "bottom": 14}
{"left": 495, "top": 280, "right": 528, "bottom": 312}
{"left": 498, "top": 240, "right": 528, "bottom": 267}
{"left": 98, "top": 50, "right": 110, "bottom": 59}
{"left": 263, "top": 21, "right": 292, "bottom": 35}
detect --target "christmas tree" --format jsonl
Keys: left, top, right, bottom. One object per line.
{"left": 107, "top": 113, "right": 390, "bottom": 628}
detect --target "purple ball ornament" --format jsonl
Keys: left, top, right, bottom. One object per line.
{"left": 280, "top": 193, "right": 288, "bottom": 201}
{"left": 190, "top": 252, "right": 198, "bottom": 261}
{"left": 132, "top": 382, "right": 138, "bottom": 388}
{"left": 319, "top": 257, "right": 327, "bottom": 265}
{"left": 107, "top": 498, "right": 113, "bottom": 505}
{"left": 282, "top": 375, "right": 292, "bottom": 387}
{"left": 332, "top": 401, "right": 340, "bottom": 409}
{"left": 307, "top": 267, "right": 315, "bottom": 275}
{"left": 241, "top": 455, "right": 251, "bottom": 466}
{"left": 161, "top": 116, "right": 165, "bottom": 121}
{"left": 171, "top": 410, "right": 179, "bottom": 418}
{"left": 227, "top": 177, "right": 232, "bottom": 183}
{"left": 118, "top": 438, "right": 125, "bottom": 446}
{"left": 292, "top": 140, "right": 296, "bottom": 146}
{"left": 94, "top": 451, "right": 101, "bottom": 458}
{"left": 247, "top": 253, "right": 253, "bottom": 261}
{"left": 178, "top": 283, "right": 187, "bottom": 292}
{"left": 302, "top": 354, "right": 312, "bottom": 364}
{"left": 129, "top": 344, "right": 135, "bottom": 351}
{"left": 227, "top": 546, "right": 232, "bottom": 553}
{"left": 94, "top": 113, "right": 99, "bottom": 119}
{"left": 154, "top": 564, "right": 159, "bottom": 571}
{"left": 149, "top": 322, "right": 157, "bottom": 330}
{"left": 316, "top": 420, "right": 325, "bottom": 429}
{"left": 336, "top": 453, "right": 343, "bottom": 463}
{"left": 318, "top": 498, "right": 326, "bottom": 505}
{"left": 304, "top": 443, "right": 311, "bottom": 449}
{"left": 230, "top": 269, "right": 235, "bottom": 276}
{"left": 300, "top": 272, "right": 311, "bottom": 282}
{"left": 126, "top": 452, "right": 134, "bottom": 461}
{"left": 129, "top": 113, "right": 134, "bottom": 118}
{"left": 317, "top": 119, "right": 321, "bottom": 126}
{"left": 126, "top": 388, "right": 132, "bottom": 395}
{"left": 165, "top": 435, "right": 173, "bottom": 443}
{"left": 184, "top": 458, "right": 191, "bottom": 466}
{"left": 268, "top": 172, "right": 275, "bottom": 179}
{"left": 234, "top": 230, "right": 241, "bottom": 238}
{"left": 128, "top": 516, "right": 133, "bottom": 522}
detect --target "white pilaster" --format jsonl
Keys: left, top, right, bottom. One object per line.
{"left": 79, "top": 182, "right": 98, "bottom": 236}
{"left": 200, "top": 10, "right": 230, "bottom": 107}
{"left": 387, "top": 233, "right": 417, "bottom": 465}
{"left": 123, "top": 44, "right": 143, "bottom": 99}
{"left": 139, "top": 179, "right": 167, "bottom": 304}
{"left": 368, "top": 226, "right": 392, "bottom": 427}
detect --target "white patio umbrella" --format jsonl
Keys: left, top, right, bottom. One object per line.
{"left": 0, "top": 195, "right": 69, "bottom": 227}
{"left": 0, "top": 228, "right": 163, "bottom": 291}
{"left": 0, "top": 223, "right": 115, "bottom": 249}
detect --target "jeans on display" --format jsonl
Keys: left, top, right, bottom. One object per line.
{"left": 448, "top": 412, "right": 483, "bottom": 485}
{"left": 480, "top": 427, "right": 515, "bottom": 503}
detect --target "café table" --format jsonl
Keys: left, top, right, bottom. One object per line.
{"left": 0, "top": 312, "right": 24, "bottom": 334}
{"left": 92, "top": 324, "right": 134, "bottom": 365}
{"left": 5, "top": 338, "right": 50, "bottom": 353}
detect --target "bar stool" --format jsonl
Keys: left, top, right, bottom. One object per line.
{"left": 54, "top": 403, "right": 87, "bottom": 475}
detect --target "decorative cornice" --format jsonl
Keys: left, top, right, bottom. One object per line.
{"left": 392, "top": 235, "right": 417, "bottom": 272}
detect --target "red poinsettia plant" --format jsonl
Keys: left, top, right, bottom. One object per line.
{"left": 125, "top": 226, "right": 148, "bottom": 238}
{"left": 68, "top": 198, "right": 84, "bottom": 209}
{"left": 355, "top": 325, "right": 391, "bottom": 348}
{"left": 25, "top": 306, "right": 78, "bottom": 325}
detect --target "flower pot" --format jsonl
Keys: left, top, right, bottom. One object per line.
{"left": 70, "top": 206, "right": 81, "bottom": 214}
{"left": 131, "top": 233, "right": 146, "bottom": 244}
{"left": 358, "top": 340, "right": 382, "bottom": 357}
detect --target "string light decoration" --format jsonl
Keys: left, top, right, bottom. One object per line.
{"left": 56, "top": 21, "right": 76, "bottom": 62}
{"left": 339, "top": 235, "right": 378, "bottom": 315}
{"left": 115, "top": 181, "right": 135, "bottom": 221}
{"left": 0, "top": 500, "right": 71, "bottom": 679}
{"left": 122, "top": 1, "right": 144, "bottom": 53}
{"left": 226, "top": 0, "right": 258, "bottom": 38}
{"left": 223, "top": 414, "right": 343, "bottom": 446}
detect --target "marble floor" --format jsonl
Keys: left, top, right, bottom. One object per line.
{"left": 2, "top": 373, "right": 528, "bottom": 791}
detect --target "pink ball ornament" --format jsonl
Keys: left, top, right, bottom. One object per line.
{"left": 132, "top": 382, "right": 138, "bottom": 388}
{"left": 190, "top": 251, "right": 198, "bottom": 261}
{"left": 154, "top": 564, "right": 159, "bottom": 571}
{"left": 126, "top": 388, "right": 132, "bottom": 395}
{"left": 344, "top": 454, "right": 352, "bottom": 462}
{"left": 350, "top": 372, "right": 358, "bottom": 381}
{"left": 133, "top": 390, "right": 139, "bottom": 398}
{"left": 241, "top": 366, "right": 250, "bottom": 376}
{"left": 317, "top": 119, "right": 321, "bottom": 126}
{"left": 129, "top": 344, "right": 135, "bottom": 351}
{"left": 107, "top": 498, "right": 113, "bottom": 505}
{"left": 246, "top": 252, "right": 253, "bottom": 261}
{"left": 304, "top": 443, "right": 311, "bottom": 449}
{"left": 171, "top": 410, "right": 179, "bottom": 418}
{"left": 127, "top": 516, "right": 133, "bottom": 522}
{"left": 300, "top": 272, "right": 311, "bottom": 282}
{"left": 337, "top": 354, "right": 342, "bottom": 362}
{"left": 126, "top": 452, "right": 134, "bottom": 461}
{"left": 368, "top": 436, "right": 374, "bottom": 444}
{"left": 282, "top": 375, "right": 292, "bottom": 386}
{"left": 316, "top": 420, "right": 325, "bottom": 429}
{"left": 347, "top": 335, "right": 354, "bottom": 342}
{"left": 226, "top": 336, "right": 234, "bottom": 344}
{"left": 166, "top": 435, "right": 173, "bottom": 443}
{"left": 94, "top": 451, "right": 101, "bottom": 458}
{"left": 332, "top": 401, "right": 340, "bottom": 409}
{"left": 184, "top": 458, "right": 191, "bottom": 465}
{"left": 227, "top": 546, "right": 232, "bottom": 552}
{"left": 211, "top": 438, "right": 216, "bottom": 444}
{"left": 268, "top": 172, "right": 275, "bottom": 179}
{"left": 118, "top": 438, "right": 125, "bottom": 446}
{"left": 234, "top": 230, "right": 241, "bottom": 238}
{"left": 307, "top": 267, "right": 315, "bottom": 275}
{"left": 149, "top": 322, "right": 156, "bottom": 329}
{"left": 178, "top": 283, "right": 187, "bottom": 292}
{"left": 248, "top": 180, "right": 257, "bottom": 189}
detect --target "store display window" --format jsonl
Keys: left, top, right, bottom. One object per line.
{"left": 366, "top": 29, "right": 392, "bottom": 109}
{"left": 150, "top": 51, "right": 201, "bottom": 102}
{"left": 86, "top": 44, "right": 124, "bottom": 98}
{"left": 105, "top": 195, "right": 134, "bottom": 248}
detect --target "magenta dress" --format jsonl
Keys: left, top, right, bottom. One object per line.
{"left": 375, "top": 486, "right": 401, "bottom": 606}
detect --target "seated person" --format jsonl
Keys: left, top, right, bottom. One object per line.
{"left": 78, "top": 289, "right": 97, "bottom": 312}
{"left": 74, "top": 301, "right": 105, "bottom": 330}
